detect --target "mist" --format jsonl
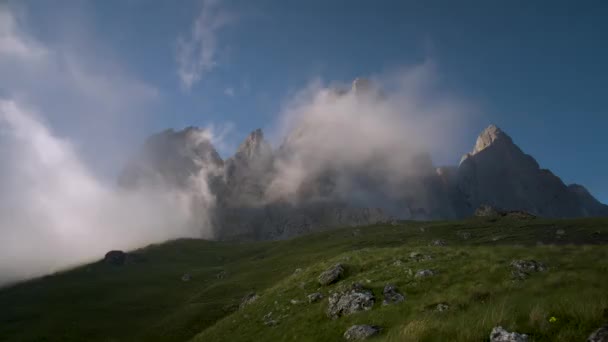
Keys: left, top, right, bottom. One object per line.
{"left": 0, "top": 100, "right": 211, "bottom": 286}
{"left": 265, "top": 64, "right": 472, "bottom": 208}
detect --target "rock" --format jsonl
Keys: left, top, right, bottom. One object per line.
{"left": 489, "top": 326, "right": 529, "bottom": 342}
{"left": 588, "top": 325, "right": 608, "bottom": 341}
{"left": 262, "top": 311, "right": 278, "bottom": 326}
{"left": 510, "top": 259, "right": 546, "bottom": 280}
{"left": 239, "top": 292, "right": 259, "bottom": 309}
{"left": 382, "top": 284, "right": 405, "bottom": 305}
{"left": 294, "top": 268, "right": 303, "bottom": 274}
{"left": 181, "top": 273, "right": 191, "bottom": 282}
{"left": 327, "top": 283, "right": 375, "bottom": 319}
{"left": 318, "top": 263, "right": 345, "bottom": 286}
{"left": 415, "top": 269, "right": 435, "bottom": 278}
{"left": 216, "top": 270, "right": 227, "bottom": 279}
{"left": 457, "top": 231, "right": 472, "bottom": 240}
{"left": 104, "top": 250, "right": 127, "bottom": 266}
{"left": 409, "top": 252, "right": 432, "bottom": 261}
{"left": 436, "top": 303, "right": 449, "bottom": 312}
{"left": 431, "top": 239, "right": 446, "bottom": 246}
{"left": 307, "top": 292, "right": 323, "bottom": 303}
{"left": 393, "top": 260, "right": 403, "bottom": 266}
{"left": 290, "top": 299, "right": 300, "bottom": 305}
{"left": 475, "top": 204, "right": 500, "bottom": 217}
{"left": 556, "top": 229, "right": 566, "bottom": 236}
{"left": 343, "top": 325, "right": 381, "bottom": 340}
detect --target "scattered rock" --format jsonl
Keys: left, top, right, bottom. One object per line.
{"left": 343, "top": 325, "right": 381, "bottom": 340}
{"left": 382, "top": 284, "right": 405, "bottom": 305}
{"left": 436, "top": 303, "right": 449, "bottom": 312}
{"left": 181, "top": 273, "right": 191, "bottom": 282}
{"left": 307, "top": 292, "right": 323, "bottom": 303}
{"left": 318, "top": 263, "right": 345, "bottom": 286}
{"left": 510, "top": 259, "right": 546, "bottom": 280}
{"left": 294, "top": 268, "right": 303, "bottom": 274}
{"left": 415, "top": 269, "right": 435, "bottom": 278}
{"left": 327, "top": 283, "right": 375, "bottom": 319}
{"left": 239, "top": 292, "right": 259, "bottom": 309}
{"left": 104, "top": 250, "right": 127, "bottom": 266}
{"left": 392, "top": 260, "right": 403, "bottom": 266}
{"left": 431, "top": 239, "right": 446, "bottom": 246}
{"left": 409, "top": 252, "right": 432, "bottom": 261}
{"left": 216, "top": 270, "right": 227, "bottom": 279}
{"left": 290, "top": 299, "right": 300, "bottom": 305}
{"left": 555, "top": 229, "right": 566, "bottom": 236}
{"left": 262, "top": 311, "right": 278, "bottom": 326}
{"left": 588, "top": 325, "right": 608, "bottom": 341}
{"left": 419, "top": 226, "right": 426, "bottom": 233}
{"left": 489, "top": 326, "right": 529, "bottom": 342}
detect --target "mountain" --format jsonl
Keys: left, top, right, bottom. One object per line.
{"left": 118, "top": 94, "right": 607, "bottom": 241}
{"left": 455, "top": 125, "right": 608, "bottom": 217}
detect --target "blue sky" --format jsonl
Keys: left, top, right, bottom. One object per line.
{"left": 1, "top": 0, "right": 607, "bottom": 202}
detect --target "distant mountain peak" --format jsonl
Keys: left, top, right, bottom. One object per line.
{"left": 472, "top": 124, "right": 513, "bottom": 155}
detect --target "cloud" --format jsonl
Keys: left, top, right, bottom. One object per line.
{"left": 0, "top": 8, "right": 47, "bottom": 60}
{"left": 265, "top": 63, "right": 472, "bottom": 211}
{"left": 176, "top": 0, "right": 231, "bottom": 90}
{"left": 224, "top": 86, "right": 235, "bottom": 97}
{"left": 0, "top": 100, "right": 209, "bottom": 286}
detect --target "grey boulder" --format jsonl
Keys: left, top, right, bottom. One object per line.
{"left": 344, "top": 325, "right": 381, "bottom": 340}
{"left": 327, "top": 283, "right": 374, "bottom": 319}
{"left": 490, "top": 326, "right": 529, "bottom": 342}
{"left": 318, "top": 263, "right": 345, "bottom": 286}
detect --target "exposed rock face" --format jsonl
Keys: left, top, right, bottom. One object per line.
{"left": 489, "top": 326, "right": 529, "bottom": 342}
{"left": 510, "top": 260, "right": 546, "bottom": 280}
{"left": 119, "top": 108, "right": 607, "bottom": 241}
{"left": 343, "top": 325, "right": 381, "bottom": 340}
{"left": 457, "top": 125, "right": 608, "bottom": 218}
{"left": 239, "top": 292, "right": 258, "bottom": 309}
{"left": 327, "top": 283, "right": 375, "bottom": 319}
{"left": 307, "top": 292, "right": 323, "bottom": 303}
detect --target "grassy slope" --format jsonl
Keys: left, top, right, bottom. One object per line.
{"left": 1, "top": 217, "right": 607, "bottom": 341}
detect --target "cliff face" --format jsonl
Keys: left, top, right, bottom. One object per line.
{"left": 119, "top": 102, "right": 607, "bottom": 240}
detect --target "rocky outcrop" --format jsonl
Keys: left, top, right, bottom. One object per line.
{"left": 327, "top": 283, "right": 375, "bottom": 319}
{"left": 104, "top": 250, "right": 126, "bottom": 266}
{"left": 318, "top": 264, "right": 344, "bottom": 286}
{"left": 382, "top": 284, "right": 405, "bottom": 305}
{"left": 587, "top": 325, "right": 608, "bottom": 342}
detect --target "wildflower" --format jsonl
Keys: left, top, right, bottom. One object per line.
{"left": 549, "top": 316, "right": 557, "bottom": 323}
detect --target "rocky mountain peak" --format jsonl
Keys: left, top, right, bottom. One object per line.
{"left": 472, "top": 124, "right": 513, "bottom": 155}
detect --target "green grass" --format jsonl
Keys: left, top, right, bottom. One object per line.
{"left": 1, "top": 217, "right": 607, "bottom": 341}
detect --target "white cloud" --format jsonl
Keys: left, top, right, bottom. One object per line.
{"left": 0, "top": 9, "right": 47, "bottom": 60}
{"left": 224, "top": 86, "right": 235, "bottom": 97}
{"left": 176, "top": 0, "right": 231, "bottom": 90}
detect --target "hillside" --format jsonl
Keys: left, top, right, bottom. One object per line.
{"left": 1, "top": 216, "right": 608, "bottom": 341}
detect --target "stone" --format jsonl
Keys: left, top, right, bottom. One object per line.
{"left": 457, "top": 231, "right": 472, "bottom": 240}
{"left": 409, "top": 252, "right": 431, "bottom": 261}
{"left": 475, "top": 204, "right": 500, "bottom": 217}
{"left": 510, "top": 260, "right": 546, "bottom": 280}
{"left": 436, "top": 303, "right": 449, "bottom": 312}
{"left": 294, "top": 268, "right": 303, "bottom": 274}
{"left": 307, "top": 292, "right": 323, "bottom": 303}
{"left": 181, "top": 273, "right": 191, "bottom": 282}
{"left": 489, "top": 326, "right": 529, "bottom": 342}
{"left": 318, "top": 263, "right": 345, "bottom": 286}
{"left": 382, "top": 284, "right": 405, "bottom": 305}
{"left": 556, "top": 229, "right": 566, "bottom": 236}
{"left": 588, "top": 325, "right": 608, "bottom": 342}
{"left": 327, "top": 283, "right": 375, "bottom": 319}
{"left": 431, "top": 239, "right": 446, "bottom": 246}
{"left": 239, "top": 292, "right": 259, "bottom": 309}
{"left": 104, "top": 250, "right": 126, "bottom": 266}
{"left": 216, "top": 270, "right": 227, "bottom": 279}
{"left": 415, "top": 269, "right": 435, "bottom": 278}
{"left": 262, "top": 311, "right": 278, "bottom": 326}
{"left": 343, "top": 325, "right": 381, "bottom": 340}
